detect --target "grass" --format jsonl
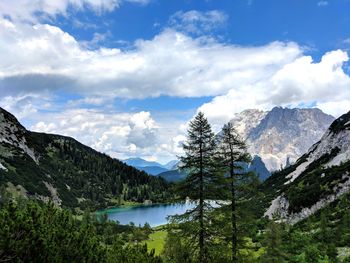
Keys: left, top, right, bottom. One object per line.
{"left": 145, "top": 230, "right": 167, "bottom": 255}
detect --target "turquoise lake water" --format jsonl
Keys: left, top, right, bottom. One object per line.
{"left": 99, "top": 202, "right": 196, "bottom": 227}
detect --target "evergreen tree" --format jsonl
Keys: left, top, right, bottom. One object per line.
{"left": 261, "top": 220, "right": 286, "bottom": 263}
{"left": 216, "top": 122, "right": 251, "bottom": 262}
{"left": 172, "top": 112, "right": 221, "bottom": 263}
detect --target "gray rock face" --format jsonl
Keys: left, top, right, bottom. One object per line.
{"left": 0, "top": 108, "right": 38, "bottom": 163}
{"left": 229, "top": 107, "right": 335, "bottom": 171}
{"left": 264, "top": 111, "right": 350, "bottom": 223}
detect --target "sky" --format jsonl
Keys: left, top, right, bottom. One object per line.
{"left": 0, "top": 0, "right": 350, "bottom": 163}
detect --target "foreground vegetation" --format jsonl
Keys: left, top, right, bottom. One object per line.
{"left": 0, "top": 193, "right": 162, "bottom": 263}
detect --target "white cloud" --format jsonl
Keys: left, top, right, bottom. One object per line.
{"left": 1, "top": 7, "right": 349, "bottom": 162}
{"left": 317, "top": 1, "right": 328, "bottom": 6}
{"left": 316, "top": 100, "right": 350, "bottom": 118}
{"left": 0, "top": 0, "right": 149, "bottom": 22}
{"left": 22, "top": 108, "right": 183, "bottom": 163}
{"left": 168, "top": 10, "right": 228, "bottom": 35}
{"left": 0, "top": 18, "right": 303, "bottom": 99}
{"left": 199, "top": 50, "right": 350, "bottom": 131}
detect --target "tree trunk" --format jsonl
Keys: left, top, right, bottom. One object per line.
{"left": 199, "top": 142, "right": 205, "bottom": 263}
{"left": 231, "top": 152, "right": 237, "bottom": 262}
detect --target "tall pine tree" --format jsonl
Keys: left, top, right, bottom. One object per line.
{"left": 172, "top": 112, "right": 222, "bottom": 263}
{"left": 216, "top": 122, "right": 251, "bottom": 262}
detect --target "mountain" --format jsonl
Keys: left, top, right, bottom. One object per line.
{"left": 229, "top": 107, "right": 335, "bottom": 172}
{"left": 158, "top": 169, "right": 187, "bottom": 183}
{"left": 0, "top": 108, "right": 170, "bottom": 210}
{"left": 123, "top": 157, "right": 164, "bottom": 168}
{"left": 136, "top": 166, "right": 169, "bottom": 176}
{"left": 261, "top": 110, "right": 350, "bottom": 223}
{"left": 123, "top": 157, "right": 180, "bottom": 176}
{"left": 164, "top": 160, "right": 179, "bottom": 170}
{"left": 123, "top": 157, "right": 172, "bottom": 175}
{"left": 247, "top": 155, "right": 271, "bottom": 181}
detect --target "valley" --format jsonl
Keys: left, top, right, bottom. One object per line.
{"left": 1, "top": 107, "right": 350, "bottom": 262}
{"left": 1, "top": 2, "right": 350, "bottom": 262}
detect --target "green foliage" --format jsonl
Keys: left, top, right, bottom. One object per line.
{"left": 261, "top": 221, "right": 286, "bottom": 263}
{"left": 162, "top": 231, "right": 193, "bottom": 263}
{"left": 0, "top": 198, "right": 163, "bottom": 263}
{"left": 0, "top": 200, "right": 105, "bottom": 262}
{"left": 0, "top": 130, "right": 171, "bottom": 210}
{"left": 172, "top": 112, "right": 224, "bottom": 263}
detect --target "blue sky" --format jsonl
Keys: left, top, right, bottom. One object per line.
{"left": 0, "top": 0, "right": 350, "bottom": 162}
{"left": 56, "top": 0, "right": 350, "bottom": 55}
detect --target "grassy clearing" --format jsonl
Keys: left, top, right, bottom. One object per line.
{"left": 145, "top": 230, "right": 167, "bottom": 255}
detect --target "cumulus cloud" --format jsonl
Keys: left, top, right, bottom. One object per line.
{"left": 0, "top": 18, "right": 303, "bottom": 99}
{"left": 27, "top": 108, "right": 180, "bottom": 161}
{"left": 168, "top": 10, "right": 228, "bottom": 35}
{"left": 1, "top": 6, "right": 349, "bottom": 162}
{"left": 0, "top": 0, "right": 149, "bottom": 22}
{"left": 198, "top": 50, "right": 350, "bottom": 131}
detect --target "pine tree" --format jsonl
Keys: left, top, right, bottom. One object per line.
{"left": 216, "top": 122, "right": 251, "bottom": 262}
{"left": 262, "top": 220, "right": 286, "bottom": 263}
{"left": 172, "top": 112, "right": 221, "bottom": 263}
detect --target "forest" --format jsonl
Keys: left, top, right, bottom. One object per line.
{"left": 1, "top": 112, "right": 350, "bottom": 263}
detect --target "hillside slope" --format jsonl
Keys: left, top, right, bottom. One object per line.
{"left": 0, "top": 108, "right": 170, "bottom": 210}
{"left": 261, "top": 110, "right": 350, "bottom": 223}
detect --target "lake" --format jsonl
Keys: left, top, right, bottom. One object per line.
{"left": 99, "top": 202, "right": 196, "bottom": 227}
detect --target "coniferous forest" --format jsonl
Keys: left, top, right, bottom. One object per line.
{"left": 1, "top": 111, "right": 350, "bottom": 263}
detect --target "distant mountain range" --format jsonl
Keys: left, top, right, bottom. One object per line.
{"left": 0, "top": 108, "right": 170, "bottom": 209}
{"left": 229, "top": 107, "right": 335, "bottom": 172}
{"left": 123, "top": 157, "right": 179, "bottom": 176}
{"left": 125, "top": 107, "right": 334, "bottom": 183}
{"left": 261, "top": 110, "right": 350, "bottom": 223}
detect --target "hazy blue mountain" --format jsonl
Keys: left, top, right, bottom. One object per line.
{"left": 123, "top": 157, "right": 164, "bottom": 168}
{"left": 158, "top": 169, "right": 187, "bottom": 183}
{"left": 123, "top": 157, "right": 175, "bottom": 175}
{"left": 247, "top": 155, "right": 271, "bottom": 181}
{"left": 136, "top": 165, "right": 169, "bottom": 176}
{"left": 164, "top": 160, "right": 179, "bottom": 170}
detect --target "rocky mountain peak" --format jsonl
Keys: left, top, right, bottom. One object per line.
{"left": 264, "top": 110, "right": 350, "bottom": 223}
{"left": 229, "top": 109, "right": 268, "bottom": 138}
{"left": 229, "top": 107, "right": 335, "bottom": 171}
{"left": 0, "top": 107, "right": 38, "bottom": 163}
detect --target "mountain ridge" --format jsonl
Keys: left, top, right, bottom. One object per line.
{"left": 229, "top": 107, "right": 335, "bottom": 171}
{"left": 0, "top": 107, "right": 170, "bottom": 209}
{"left": 261, "top": 110, "right": 350, "bottom": 223}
